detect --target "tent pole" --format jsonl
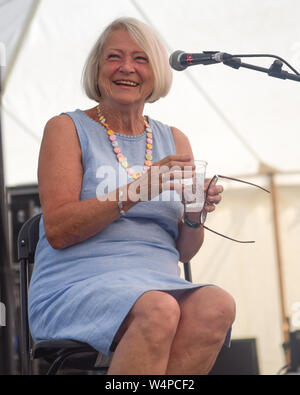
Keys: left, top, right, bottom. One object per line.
{"left": 269, "top": 173, "right": 290, "bottom": 365}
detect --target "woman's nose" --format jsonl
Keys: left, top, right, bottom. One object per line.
{"left": 119, "top": 57, "right": 135, "bottom": 73}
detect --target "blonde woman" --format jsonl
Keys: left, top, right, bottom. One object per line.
{"left": 29, "top": 17, "right": 235, "bottom": 375}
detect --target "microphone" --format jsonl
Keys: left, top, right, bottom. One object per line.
{"left": 169, "top": 50, "right": 231, "bottom": 71}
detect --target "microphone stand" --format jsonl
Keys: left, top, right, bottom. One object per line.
{"left": 222, "top": 57, "right": 300, "bottom": 82}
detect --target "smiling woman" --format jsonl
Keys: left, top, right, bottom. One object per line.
{"left": 28, "top": 17, "right": 234, "bottom": 375}
{"left": 97, "top": 29, "right": 155, "bottom": 110}
{"left": 82, "top": 17, "right": 172, "bottom": 104}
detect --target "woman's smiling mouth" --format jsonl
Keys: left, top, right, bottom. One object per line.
{"left": 114, "top": 80, "right": 140, "bottom": 87}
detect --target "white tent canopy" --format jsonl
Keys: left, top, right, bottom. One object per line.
{"left": 1, "top": 0, "right": 300, "bottom": 374}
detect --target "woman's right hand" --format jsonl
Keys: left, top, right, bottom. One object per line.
{"left": 128, "top": 154, "right": 195, "bottom": 202}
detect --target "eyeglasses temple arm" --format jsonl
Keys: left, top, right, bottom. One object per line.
{"left": 216, "top": 175, "right": 270, "bottom": 193}
{"left": 202, "top": 225, "right": 255, "bottom": 243}
{"left": 186, "top": 174, "right": 268, "bottom": 243}
{"left": 201, "top": 173, "right": 262, "bottom": 243}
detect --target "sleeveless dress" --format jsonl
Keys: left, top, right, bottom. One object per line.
{"left": 28, "top": 109, "right": 230, "bottom": 356}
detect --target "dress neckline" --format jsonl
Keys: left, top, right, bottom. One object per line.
{"left": 77, "top": 109, "right": 150, "bottom": 140}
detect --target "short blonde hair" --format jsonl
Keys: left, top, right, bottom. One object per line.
{"left": 82, "top": 17, "right": 172, "bottom": 103}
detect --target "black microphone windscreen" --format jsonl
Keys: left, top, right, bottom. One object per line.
{"left": 169, "top": 50, "right": 187, "bottom": 71}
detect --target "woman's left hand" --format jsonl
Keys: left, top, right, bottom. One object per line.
{"left": 203, "top": 178, "right": 223, "bottom": 213}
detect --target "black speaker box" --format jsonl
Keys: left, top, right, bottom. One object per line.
{"left": 290, "top": 330, "right": 300, "bottom": 372}
{"left": 209, "top": 338, "right": 259, "bottom": 375}
{"left": 6, "top": 185, "right": 41, "bottom": 263}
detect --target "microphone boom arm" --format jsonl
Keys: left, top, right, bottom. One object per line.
{"left": 223, "top": 57, "right": 300, "bottom": 82}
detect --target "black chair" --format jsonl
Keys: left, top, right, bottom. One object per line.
{"left": 17, "top": 213, "right": 110, "bottom": 375}
{"left": 17, "top": 213, "right": 193, "bottom": 375}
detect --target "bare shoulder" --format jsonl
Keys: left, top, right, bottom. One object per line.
{"left": 42, "top": 114, "right": 81, "bottom": 154}
{"left": 170, "top": 126, "right": 189, "bottom": 143}
{"left": 44, "top": 114, "right": 76, "bottom": 138}
{"left": 38, "top": 114, "right": 83, "bottom": 214}
{"left": 170, "top": 126, "right": 194, "bottom": 158}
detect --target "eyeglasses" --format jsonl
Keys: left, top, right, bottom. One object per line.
{"left": 183, "top": 174, "right": 270, "bottom": 243}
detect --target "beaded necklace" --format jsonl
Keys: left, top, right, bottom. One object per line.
{"left": 96, "top": 105, "right": 153, "bottom": 180}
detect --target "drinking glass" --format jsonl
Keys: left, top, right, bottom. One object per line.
{"left": 181, "top": 160, "right": 207, "bottom": 212}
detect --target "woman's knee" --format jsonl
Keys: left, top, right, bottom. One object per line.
{"left": 181, "top": 286, "right": 236, "bottom": 344}
{"left": 202, "top": 288, "right": 236, "bottom": 342}
{"left": 131, "top": 291, "right": 181, "bottom": 342}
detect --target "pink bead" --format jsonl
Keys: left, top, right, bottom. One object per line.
{"left": 147, "top": 138, "right": 153, "bottom": 144}
{"left": 109, "top": 135, "right": 116, "bottom": 141}
{"left": 126, "top": 168, "right": 135, "bottom": 176}
{"left": 117, "top": 154, "right": 126, "bottom": 162}
{"left": 146, "top": 149, "right": 152, "bottom": 155}
{"left": 114, "top": 147, "right": 121, "bottom": 154}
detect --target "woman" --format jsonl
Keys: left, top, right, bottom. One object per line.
{"left": 28, "top": 17, "right": 235, "bottom": 375}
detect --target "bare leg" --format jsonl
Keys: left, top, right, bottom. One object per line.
{"left": 166, "top": 286, "right": 236, "bottom": 375}
{"left": 107, "top": 291, "right": 181, "bottom": 375}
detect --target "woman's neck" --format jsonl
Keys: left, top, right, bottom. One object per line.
{"left": 97, "top": 101, "right": 146, "bottom": 136}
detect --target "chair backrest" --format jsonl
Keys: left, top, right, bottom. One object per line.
{"left": 17, "top": 213, "right": 41, "bottom": 264}
{"left": 17, "top": 213, "right": 42, "bottom": 374}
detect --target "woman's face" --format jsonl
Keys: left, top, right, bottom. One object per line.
{"left": 98, "top": 29, "right": 154, "bottom": 107}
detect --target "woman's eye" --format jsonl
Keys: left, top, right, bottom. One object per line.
{"left": 136, "top": 56, "right": 148, "bottom": 62}
{"left": 107, "top": 54, "right": 119, "bottom": 59}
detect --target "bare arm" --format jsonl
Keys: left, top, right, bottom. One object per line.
{"left": 38, "top": 115, "right": 138, "bottom": 249}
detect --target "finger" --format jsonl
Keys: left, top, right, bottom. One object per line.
{"left": 156, "top": 154, "right": 192, "bottom": 167}
{"left": 204, "top": 203, "right": 216, "bottom": 213}
{"left": 207, "top": 184, "right": 224, "bottom": 195}
{"left": 206, "top": 194, "right": 222, "bottom": 204}
{"left": 168, "top": 169, "right": 194, "bottom": 180}
{"left": 155, "top": 156, "right": 196, "bottom": 173}
{"left": 205, "top": 176, "right": 217, "bottom": 187}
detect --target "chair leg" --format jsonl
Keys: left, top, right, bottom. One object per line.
{"left": 20, "top": 349, "right": 33, "bottom": 375}
{"left": 20, "top": 353, "right": 28, "bottom": 375}
{"left": 46, "top": 350, "right": 79, "bottom": 375}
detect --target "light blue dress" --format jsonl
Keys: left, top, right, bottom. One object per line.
{"left": 28, "top": 109, "right": 229, "bottom": 356}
